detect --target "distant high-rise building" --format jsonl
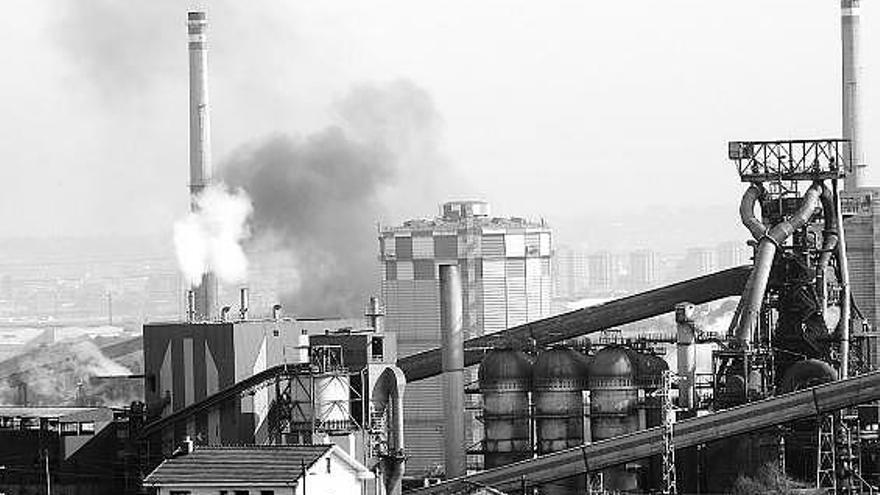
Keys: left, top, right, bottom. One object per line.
{"left": 629, "top": 249, "right": 658, "bottom": 291}
{"left": 587, "top": 252, "right": 614, "bottom": 294}
{"left": 677, "top": 247, "right": 717, "bottom": 281}
{"left": 379, "top": 200, "right": 553, "bottom": 473}
{"left": 716, "top": 241, "right": 751, "bottom": 269}
{"left": 552, "top": 246, "right": 589, "bottom": 298}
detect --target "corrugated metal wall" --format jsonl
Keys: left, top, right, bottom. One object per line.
{"left": 482, "top": 234, "right": 505, "bottom": 257}
{"left": 412, "top": 235, "right": 435, "bottom": 259}
{"left": 526, "top": 257, "right": 542, "bottom": 321}
{"left": 435, "top": 235, "right": 458, "bottom": 259}
{"left": 505, "top": 259, "right": 527, "bottom": 327}
{"left": 482, "top": 259, "right": 507, "bottom": 334}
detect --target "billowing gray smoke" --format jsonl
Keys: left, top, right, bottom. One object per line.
{"left": 222, "top": 80, "right": 454, "bottom": 316}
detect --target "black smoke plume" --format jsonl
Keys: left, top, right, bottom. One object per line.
{"left": 222, "top": 80, "right": 453, "bottom": 317}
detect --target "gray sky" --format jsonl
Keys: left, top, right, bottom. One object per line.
{"left": 1, "top": 1, "right": 877, "bottom": 250}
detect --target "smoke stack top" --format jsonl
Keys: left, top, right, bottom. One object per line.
{"left": 842, "top": 0, "right": 866, "bottom": 188}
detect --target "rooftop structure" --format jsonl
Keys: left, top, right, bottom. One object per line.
{"left": 144, "top": 444, "right": 374, "bottom": 495}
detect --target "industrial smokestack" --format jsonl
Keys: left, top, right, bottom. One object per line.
{"left": 366, "top": 295, "right": 383, "bottom": 331}
{"left": 188, "top": 11, "right": 218, "bottom": 320}
{"left": 239, "top": 287, "right": 249, "bottom": 320}
{"left": 842, "top": 0, "right": 866, "bottom": 188}
{"left": 439, "top": 264, "right": 465, "bottom": 479}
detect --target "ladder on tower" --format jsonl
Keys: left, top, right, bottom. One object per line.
{"left": 817, "top": 413, "right": 838, "bottom": 493}
{"left": 661, "top": 370, "right": 678, "bottom": 495}
{"left": 817, "top": 410, "right": 874, "bottom": 495}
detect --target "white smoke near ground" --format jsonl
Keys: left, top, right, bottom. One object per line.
{"left": 173, "top": 183, "right": 253, "bottom": 286}
{"left": 0, "top": 338, "right": 140, "bottom": 407}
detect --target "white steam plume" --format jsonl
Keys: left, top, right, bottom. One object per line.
{"left": 174, "top": 183, "right": 253, "bottom": 286}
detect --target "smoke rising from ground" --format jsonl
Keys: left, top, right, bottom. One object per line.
{"left": 0, "top": 339, "right": 140, "bottom": 407}
{"left": 222, "top": 80, "right": 453, "bottom": 317}
{"left": 174, "top": 184, "right": 253, "bottom": 286}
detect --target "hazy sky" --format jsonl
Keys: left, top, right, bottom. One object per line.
{"left": 1, "top": 1, "right": 878, "bottom": 250}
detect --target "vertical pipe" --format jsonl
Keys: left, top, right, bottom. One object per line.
{"left": 440, "top": 264, "right": 466, "bottom": 479}
{"left": 842, "top": 0, "right": 866, "bottom": 189}
{"left": 239, "top": 287, "right": 249, "bottom": 320}
{"left": 188, "top": 11, "right": 218, "bottom": 321}
{"left": 834, "top": 179, "right": 851, "bottom": 377}
{"left": 675, "top": 303, "right": 697, "bottom": 410}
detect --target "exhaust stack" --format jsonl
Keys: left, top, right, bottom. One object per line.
{"left": 188, "top": 11, "right": 218, "bottom": 320}
{"left": 239, "top": 288, "right": 249, "bottom": 320}
{"left": 440, "top": 264, "right": 466, "bottom": 479}
{"left": 842, "top": 0, "right": 866, "bottom": 188}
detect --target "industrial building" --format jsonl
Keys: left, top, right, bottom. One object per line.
{"left": 379, "top": 200, "right": 552, "bottom": 474}
{"left": 144, "top": 444, "right": 374, "bottom": 495}
{"left": 140, "top": 297, "right": 406, "bottom": 494}
{"left": 89, "top": 4, "right": 880, "bottom": 494}
{"left": 0, "top": 405, "right": 145, "bottom": 494}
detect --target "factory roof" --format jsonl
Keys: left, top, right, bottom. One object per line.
{"left": 381, "top": 215, "right": 550, "bottom": 234}
{"left": 143, "top": 444, "right": 373, "bottom": 486}
{"left": 0, "top": 406, "right": 112, "bottom": 421}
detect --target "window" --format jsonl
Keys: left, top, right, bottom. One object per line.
{"left": 326, "top": 458, "right": 331, "bottom": 474}
{"left": 233, "top": 491, "right": 249, "bottom": 495}
{"left": 79, "top": 422, "right": 95, "bottom": 435}
{"left": 169, "top": 491, "right": 191, "bottom": 495}
{"left": 21, "top": 418, "right": 40, "bottom": 430}
{"left": 370, "top": 337, "right": 384, "bottom": 361}
{"left": 61, "top": 422, "right": 78, "bottom": 435}
{"left": 259, "top": 491, "right": 274, "bottom": 495}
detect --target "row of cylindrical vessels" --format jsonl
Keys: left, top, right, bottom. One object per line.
{"left": 478, "top": 345, "right": 667, "bottom": 493}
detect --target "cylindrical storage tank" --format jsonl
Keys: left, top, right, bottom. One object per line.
{"left": 630, "top": 350, "right": 668, "bottom": 429}
{"left": 478, "top": 349, "right": 532, "bottom": 469}
{"left": 315, "top": 372, "right": 351, "bottom": 431}
{"left": 533, "top": 347, "right": 589, "bottom": 495}
{"left": 288, "top": 329, "right": 310, "bottom": 365}
{"left": 589, "top": 346, "right": 640, "bottom": 492}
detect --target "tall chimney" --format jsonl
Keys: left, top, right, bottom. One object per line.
{"left": 842, "top": 0, "right": 866, "bottom": 189}
{"left": 188, "top": 11, "right": 218, "bottom": 320}
{"left": 439, "top": 264, "right": 466, "bottom": 479}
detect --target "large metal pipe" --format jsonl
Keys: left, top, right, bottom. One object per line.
{"left": 816, "top": 184, "right": 840, "bottom": 315}
{"left": 735, "top": 183, "right": 823, "bottom": 345}
{"left": 188, "top": 11, "right": 218, "bottom": 321}
{"left": 440, "top": 264, "right": 466, "bottom": 479}
{"left": 834, "top": 179, "right": 851, "bottom": 376}
{"left": 675, "top": 303, "right": 697, "bottom": 410}
{"left": 401, "top": 266, "right": 751, "bottom": 382}
{"left": 842, "top": 0, "right": 866, "bottom": 189}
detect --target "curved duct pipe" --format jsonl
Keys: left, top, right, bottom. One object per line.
{"left": 372, "top": 367, "right": 407, "bottom": 495}
{"left": 739, "top": 184, "right": 769, "bottom": 240}
{"left": 734, "top": 183, "right": 823, "bottom": 346}
{"left": 816, "top": 184, "right": 840, "bottom": 315}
